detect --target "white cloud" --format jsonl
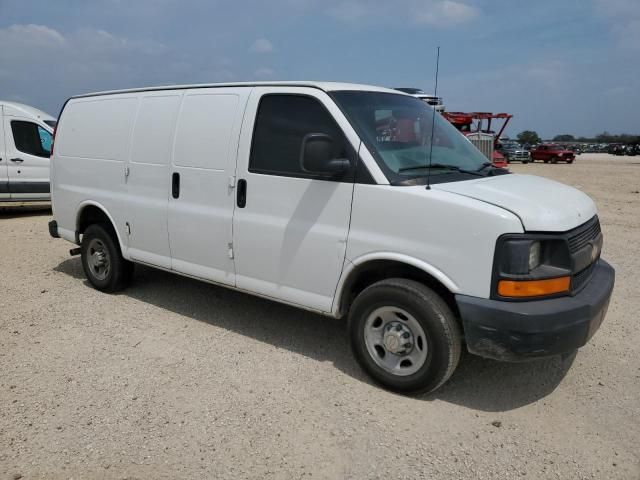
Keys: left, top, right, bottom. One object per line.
{"left": 0, "top": 23, "right": 209, "bottom": 114}
{"left": 250, "top": 38, "right": 274, "bottom": 54}
{"left": 0, "top": 23, "right": 166, "bottom": 63}
{"left": 0, "top": 23, "right": 66, "bottom": 48}
{"left": 414, "top": 1, "right": 479, "bottom": 26}
{"left": 595, "top": 0, "right": 640, "bottom": 49}
{"left": 327, "top": 0, "right": 479, "bottom": 27}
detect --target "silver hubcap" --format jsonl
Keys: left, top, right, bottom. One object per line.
{"left": 87, "top": 238, "right": 110, "bottom": 281}
{"left": 364, "top": 306, "right": 428, "bottom": 376}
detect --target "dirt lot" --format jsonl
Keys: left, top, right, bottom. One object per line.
{"left": 1, "top": 153, "right": 639, "bottom": 479}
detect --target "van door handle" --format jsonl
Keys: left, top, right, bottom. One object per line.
{"left": 172, "top": 172, "right": 180, "bottom": 199}
{"left": 10, "top": 158, "right": 24, "bottom": 163}
{"left": 237, "top": 179, "right": 247, "bottom": 208}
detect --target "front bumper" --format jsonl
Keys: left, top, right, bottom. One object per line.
{"left": 456, "top": 260, "right": 615, "bottom": 361}
{"left": 510, "top": 152, "right": 530, "bottom": 161}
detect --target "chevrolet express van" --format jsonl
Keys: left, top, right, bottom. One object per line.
{"left": 1, "top": 101, "right": 55, "bottom": 201}
{"left": 48, "top": 82, "right": 614, "bottom": 393}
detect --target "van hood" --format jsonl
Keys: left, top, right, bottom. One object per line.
{"left": 433, "top": 174, "right": 597, "bottom": 232}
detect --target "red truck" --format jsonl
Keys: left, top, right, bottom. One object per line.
{"left": 530, "top": 144, "right": 575, "bottom": 164}
{"left": 442, "top": 112, "right": 512, "bottom": 168}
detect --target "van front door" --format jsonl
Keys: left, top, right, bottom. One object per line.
{"left": 167, "top": 88, "right": 250, "bottom": 285}
{"left": 3, "top": 116, "right": 52, "bottom": 200}
{"left": 232, "top": 88, "right": 358, "bottom": 312}
{"left": 0, "top": 108, "right": 8, "bottom": 200}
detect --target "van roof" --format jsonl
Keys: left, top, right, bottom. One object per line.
{"left": 70, "top": 81, "right": 406, "bottom": 99}
{"left": 0, "top": 100, "right": 56, "bottom": 121}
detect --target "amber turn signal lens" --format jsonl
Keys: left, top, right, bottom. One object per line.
{"left": 498, "top": 277, "right": 570, "bottom": 298}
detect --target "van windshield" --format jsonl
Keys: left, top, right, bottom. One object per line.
{"left": 331, "top": 91, "right": 500, "bottom": 185}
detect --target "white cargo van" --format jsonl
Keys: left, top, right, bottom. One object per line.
{"left": 48, "top": 82, "right": 614, "bottom": 393}
{"left": 1, "top": 101, "right": 55, "bottom": 201}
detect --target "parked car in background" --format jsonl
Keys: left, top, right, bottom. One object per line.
{"left": 497, "top": 141, "right": 530, "bottom": 163}
{"left": 567, "top": 145, "right": 582, "bottom": 155}
{"left": 394, "top": 88, "right": 445, "bottom": 112}
{"left": 625, "top": 145, "right": 638, "bottom": 156}
{"left": 609, "top": 144, "right": 625, "bottom": 155}
{"left": 48, "top": 81, "right": 614, "bottom": 394}
{"left": 530, "top": 144, "right": 575, "bottom": 163}
{"left": 0, "top": 101, "right": 55, "bottom": 202}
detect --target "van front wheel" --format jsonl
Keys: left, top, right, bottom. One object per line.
{"left": 349, "top": 278, "right": 461, "bottom": 394}
{"left": 81, "top": 223, "right": 133, "bottom": 293}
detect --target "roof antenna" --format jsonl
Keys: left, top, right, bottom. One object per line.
{"left": 426, "top": 46, "right": 440, "bottom": 190}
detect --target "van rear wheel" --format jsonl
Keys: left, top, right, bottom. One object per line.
{"left": 349, "top": 278, "right": 461, "bottom": 394}
{"left": 81, "top": 223, "right": 133, "bottom": 292}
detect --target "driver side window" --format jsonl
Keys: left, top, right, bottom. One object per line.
{"left": 249, "top": 94, "right": 354, "bottom": 180}
{"left": 11, "top": 121, "right": 52, "bottom": 157}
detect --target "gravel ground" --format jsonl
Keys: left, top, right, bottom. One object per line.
{"left": 1, "top": 153, "right": 639, "bottom": 479}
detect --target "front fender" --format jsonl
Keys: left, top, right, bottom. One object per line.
{"left": 331, "top": 252, "right": 460, "bottom": 317}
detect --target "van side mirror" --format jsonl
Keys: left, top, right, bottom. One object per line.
{"left": 300, "top": 133, "right": 350, "bottom": 177}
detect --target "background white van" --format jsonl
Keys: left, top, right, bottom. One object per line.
{"left": 48, "top": 82, "right": 614, "bottom": 393}
{"left": 0, "top": 101, "right": 55, "bottom": 202}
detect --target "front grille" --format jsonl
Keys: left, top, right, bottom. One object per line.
{"left": 467, "top": 133, "right": 494, "bottom": 161}
{"left": 568, "top": 216, "right": 601, "bottom": 292}
{"left": 568, "top": 216, "right": 601, "bottom": 253}
{"left": 572, "top": 261, "right": 597, "bottom": 292}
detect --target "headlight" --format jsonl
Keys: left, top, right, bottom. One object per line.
{"left": 528, "top": 241, "right": 541, "bottom": 270}
{"left": 493, "top": 236, "right": 572, "bottom": 299}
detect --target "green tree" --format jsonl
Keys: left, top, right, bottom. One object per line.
{"left": 595, "top": 131, "right": 613, "bottom": 143}
{"left": 553, "top": 134, "right": 575, "bottom": 142}
{"left": 516, "top": 130, "right": 541, "bottom": 145}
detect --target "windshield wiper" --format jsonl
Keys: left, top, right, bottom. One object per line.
{"left": 476, "top": 161, "right": 510, "bottom": 176}
{"left": 399, "top": 163, "right": 483, "bottom": 176}
{"left": 476, "top": 162, "right": 494, "bottom": 172}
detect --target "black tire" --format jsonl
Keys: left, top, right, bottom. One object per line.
{"left": 523, "top": 160, "right": 529, "bottom": 164}
{"left": 81, "top": 223, "right": 133, "bottom": 293}
{"left": 348, "top": 278, "right": 461, "bottom": 394}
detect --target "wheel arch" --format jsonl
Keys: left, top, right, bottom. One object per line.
{"left": 333, "top": 253, "right": 460, "bottom": 319}
{"left": 75, "top": 201, "right": 125, "bottom": 251}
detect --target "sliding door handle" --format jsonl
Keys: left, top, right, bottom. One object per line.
{"left": 237, "top": 179, "right": 247, "bottom": 208}
{"left": 172, "top": 172, "right": 180, "bottom": 199}
{"left": 10, "top": 158, "right": 24, "bottom": 163}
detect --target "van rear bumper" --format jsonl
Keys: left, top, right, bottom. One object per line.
{"left": 455, "top": 260, "right": 615, "bottom": 362}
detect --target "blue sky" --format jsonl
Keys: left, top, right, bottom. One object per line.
{"left": 1, "top": 0, "right": 638, "bottom": 138}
